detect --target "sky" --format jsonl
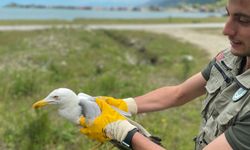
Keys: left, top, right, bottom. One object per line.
{"left": 0, "top": 0, "right": 150, "bottom": 7}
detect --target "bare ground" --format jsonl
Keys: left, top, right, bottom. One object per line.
{"left": 143, "top": 28, "right": 229, "bottom": 58}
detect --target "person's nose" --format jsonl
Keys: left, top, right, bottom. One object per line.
{"left": 223, "top": 17, "right": 237, "bottom": 36}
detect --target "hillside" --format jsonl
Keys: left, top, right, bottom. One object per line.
{"left": 145, "top": 0, "right": 220, "bottom": 7}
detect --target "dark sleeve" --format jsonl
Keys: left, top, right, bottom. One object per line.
{"left": 201, "top": 58, "right": 216, "bottom": 81}
{"left": 225, "top": 112, "right": 250, "bottom": 150}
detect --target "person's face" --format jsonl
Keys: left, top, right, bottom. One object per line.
{"left": 223, "top": 0, "right": 250, "bottom": 56}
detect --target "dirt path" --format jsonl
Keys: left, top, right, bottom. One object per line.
{"left": 145, "top": 28, "right": 229, "bottom": 58}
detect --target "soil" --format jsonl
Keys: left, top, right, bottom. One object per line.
{"left": 143, "top": 28, "right": 229, "bottom": 58}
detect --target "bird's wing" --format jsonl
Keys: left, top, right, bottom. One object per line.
{"left": 78, "top": 93, "right": 132, "bottom": 117}
{"left": 78, "top": 93, "right": 131, "bottom": 117}
{"left": 78, "top": 94, "right": 101, "bottom": 121}
{"left": 78, "top": 92, "right": 95, "bottom": 101}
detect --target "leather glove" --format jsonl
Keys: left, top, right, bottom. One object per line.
{"left": 79, "top": 98, "right": 137, "bottom": 143}
{"left": 100, "top": 96, "right": 138, "bottom": 114}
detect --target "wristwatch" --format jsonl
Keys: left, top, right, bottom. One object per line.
{"left": 121, "top": 128, "right": 139, "bottom": 149}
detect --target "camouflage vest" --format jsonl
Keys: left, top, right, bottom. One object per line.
{"left": 194, "top": 49, "right": 250, "bottom": 150}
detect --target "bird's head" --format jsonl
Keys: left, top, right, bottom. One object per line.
{"left": 32, "top": 88, "right": 78, "bottom": 109}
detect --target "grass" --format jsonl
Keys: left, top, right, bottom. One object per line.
{"left": 0, "top": 26, "right": 209, "bottom": 150}
{"left": 0, "top": 17, "right": 227, "bottom": 25}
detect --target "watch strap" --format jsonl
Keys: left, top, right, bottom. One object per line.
{"left": 121, "top": 128, "right": 138, "bottom": 148}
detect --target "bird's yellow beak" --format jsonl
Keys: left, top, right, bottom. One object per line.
{"left": 32, "top": 99, "right": 48, "bottom": 109}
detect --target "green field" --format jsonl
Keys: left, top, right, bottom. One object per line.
{"left": 0, "top": 23, "right": 210, "bottom": 150}
{"left": 0, "top": 16, "right": 226, "bottom": 25}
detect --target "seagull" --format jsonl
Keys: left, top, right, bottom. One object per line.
{"left": 32, "top": 88, "right": 102, "bottom": 125}
{"left": 32, "top": 88, "right": 162, "bottom": 149}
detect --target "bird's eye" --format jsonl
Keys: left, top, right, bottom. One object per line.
{"left": 53, "top": 96, "right": 59, "bottom": 100}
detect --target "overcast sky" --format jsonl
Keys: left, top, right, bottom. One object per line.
{"left": 0, "top": 0, "right": 150, "bottom": 7}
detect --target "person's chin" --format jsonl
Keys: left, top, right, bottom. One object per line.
{"left": 230, "top": 47, "right": 246, "bottom": 57}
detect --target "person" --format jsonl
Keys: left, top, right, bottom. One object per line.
{"left": 79, "top": 0, "right": 250, "bottom": 149}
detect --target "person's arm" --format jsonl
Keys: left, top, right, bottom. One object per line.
{"left": 131, "top": 132, "right": 166, "bottom": 150}
{"left": 203, "top": 133, "right": 232, "bottom": 150}
{"left": 135, "top": 72, "right": 207, "bottom": 113}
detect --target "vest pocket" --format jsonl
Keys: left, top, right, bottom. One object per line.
{"left": 216, "top": 99, "right": 245, "bottom": 133}
{"left": 199, "top": 106, "right": 236, "bottom": 145}
{"left": 216, "top": 111, "right": 235, "bottom": 136}
{"left": 201, "top": 76, "right": 223, "bottom": 118}
{"left": 205, "top": 65, "right": 225, "bottom": 93}
{"left": 202, "top": 116, "right": 218, "bottom": 143}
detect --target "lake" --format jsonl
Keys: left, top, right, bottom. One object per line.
{"left": 0, "top": 7, "right": 224, "bottom": 20}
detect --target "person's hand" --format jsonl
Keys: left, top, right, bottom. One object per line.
{"left": 79, "top": 98, "right": 137, "bottom": 143}
{"left": 99, "top": 96, "right": 138, "bottom": 114}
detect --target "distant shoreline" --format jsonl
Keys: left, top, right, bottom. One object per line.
{"left": 4, "top": 3, "right": 162, "bottom": 12}
{"left": 3, "top": 2, "right": 224, "bottom": 13}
